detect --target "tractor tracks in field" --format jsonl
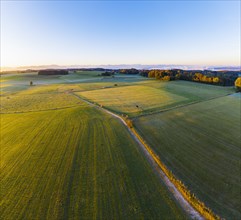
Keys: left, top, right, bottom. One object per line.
{"left": 0, "top": 105, "right": 81, "bottom": 114}
{"left": 70, "top": 93, "right": 205, "bottom": 220}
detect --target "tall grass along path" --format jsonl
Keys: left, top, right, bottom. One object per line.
{"left": 71, "top": 93, "right": 206, "bottom": 220}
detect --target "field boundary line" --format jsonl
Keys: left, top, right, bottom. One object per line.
{"left": 132, "top": 93, "right": 234, "bottom": 119}
{"left": 71, "top": 93, "right": 221, "bottom": 220}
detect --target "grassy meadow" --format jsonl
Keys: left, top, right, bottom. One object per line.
{"left": 0, "top": 71, "right": 104, "bottom": 95}
{"left": 78, "top": 85, "right": 187, "bottom": 116}
{"left": 0, "top": 73, "right": 187, "bottom": 219}
{"left": 78, "top": 80, "right": 233, "bottom": 117}
{"left": 134, "top": 95, "right": 241, "bottom": 219}
{"left": 0, "top": 93, "right": 83, "bottom": 113}
{"left": 1, "top": 71, "right": 239, "bottom": 219}
{"left": 143, "top": 80, "right": 234, "bottom": 101}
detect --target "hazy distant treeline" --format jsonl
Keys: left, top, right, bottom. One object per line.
{"left": 38, "top": 70, "right": 69, "bottom": 75}
{"left": 118, "top": 68, "right": 240, "bottom": 86}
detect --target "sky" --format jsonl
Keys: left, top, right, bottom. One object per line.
{"left": 1, "top": 0, "right": 240, "bottom": 68}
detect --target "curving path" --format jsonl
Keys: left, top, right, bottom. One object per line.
{"left": 71, "top": 93, "right": 204, "bottom": 220}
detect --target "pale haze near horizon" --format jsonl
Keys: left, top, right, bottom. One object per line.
{"left": 1, "top": 1, "right": 240, "bottom": 68}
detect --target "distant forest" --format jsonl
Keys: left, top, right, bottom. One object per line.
{"left": 118, "top": 68, "right": 241, "bottom": 87}
{"left": 38, "top": 70, "right": 69, "bottom": 75}
{"left": 2, "top": 67, "right": 240, "bottom": 89}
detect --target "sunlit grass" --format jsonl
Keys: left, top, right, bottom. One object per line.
{"left": 0, "top": 106, "right": 186, "bottom": 219}
{"left": 134, "top": 95, "right": 241, "bottom": 219}
{"left": 0, "top": 93, "right": 82, "bottom": 113}
{"left": 78, "top": 85, "right": 187, "bottom": 116}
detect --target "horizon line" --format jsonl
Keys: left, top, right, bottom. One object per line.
{"left": 1, "top": 64, "right": 241, "bottom": 71}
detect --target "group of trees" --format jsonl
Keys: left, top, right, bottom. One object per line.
{"left": 147, "top": 69, "right": 180, "bottom": 81}
{"left": 191, "top": 73, "right": 220, "bottom": 84}
{"left": 179, "top": 70, "right": 238, "bottom": 86}
{"left": 119, "top": 68, "right": 139, "bottom": 74}
{"left": 145, "top": 69, "right": 240, "bottom": 87}
{"left": 38, "top": 70, "right": 69, "bottom": 75}
{"left": 101, "top": 71, "right": 115, "bottom": 76}
{"left": 235, "top": 77, "right": 241, "bottom": 91}
{"left": 116, "top": 68, "right": 241, "bottom": 88}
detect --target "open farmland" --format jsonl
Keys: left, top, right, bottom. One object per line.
{"left": 134, "top": 95, "right": 241, "bottom": 219}
{"left": 1, "top": 71, "right": 240, "bottom": 219}
{"left": 0, "top": 93, "right": 83, "bottom": 113}
{"left": 143, "top": 80, "right": 234, "bottom": 101}
{"left": 1, "top": 1, "right": 240, "bottom": 219}
{"left": 77, "top": 81, "right": 234, "bottom": 117}
{"left": 18, "top": 82, "right": 132, "bottom": 95}
{"left": 0, "top": 105, "right": 187, "bottom": 219}
{"left": 0, "top": 71, "right": 104, "bottom": 95}
{"left": 0, "top": 71, "right": 148, "bottom": 96}
{"left": 78, "top": 85, "right": 188, "bottom": 116}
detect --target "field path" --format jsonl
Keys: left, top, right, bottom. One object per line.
{"left": 71, "top": 93, "right": 204, "bottom": 220}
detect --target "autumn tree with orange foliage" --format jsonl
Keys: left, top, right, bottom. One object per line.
{"left": 146, "top": 69, "right": 238, "bottom": 86}
{"left": 213, "top": 77, "right": 220, "bottom": 84}
{"left": 235, "top": 77, "right": 241, "bottom": 92}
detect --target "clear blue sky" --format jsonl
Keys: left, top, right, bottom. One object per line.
{"left": 1, "top": 0, "right": 240, "bottom": 67}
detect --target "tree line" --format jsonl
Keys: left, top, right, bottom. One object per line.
{"left": 118, "top": 68, "right": 241, "bottom": 88}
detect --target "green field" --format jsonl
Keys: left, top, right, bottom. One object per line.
{"left": 143, "top": 80, "right": 234, "bottom": 101}
{"left": 77, "top": 81, "right": 233, "bottom": 117}
{"left": 0, "top": 71, "right": 104, "bottom": 95}
{"left": 0, "top": 93, "right": 83, "bottom": 113}
{"left": 78, "top": 85, "right": 188, "bottom": 116}
{"left": 18, "top": 82, "right": 132, "bottom": 95}
{"left": 134, "top": 95, "right": 241, "bottom": 219}
{"left": 1, "top": 72, "right": 239, "bottom": 219}
{"left": 0, "top": 71, "right": 148, "bottom": 96}
{"left": 1, "top": 98, "right": 186, "bottom": 219}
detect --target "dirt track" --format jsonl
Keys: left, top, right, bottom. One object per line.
{"left": 72, "top": 93, "right": 204, "bottom": 220}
